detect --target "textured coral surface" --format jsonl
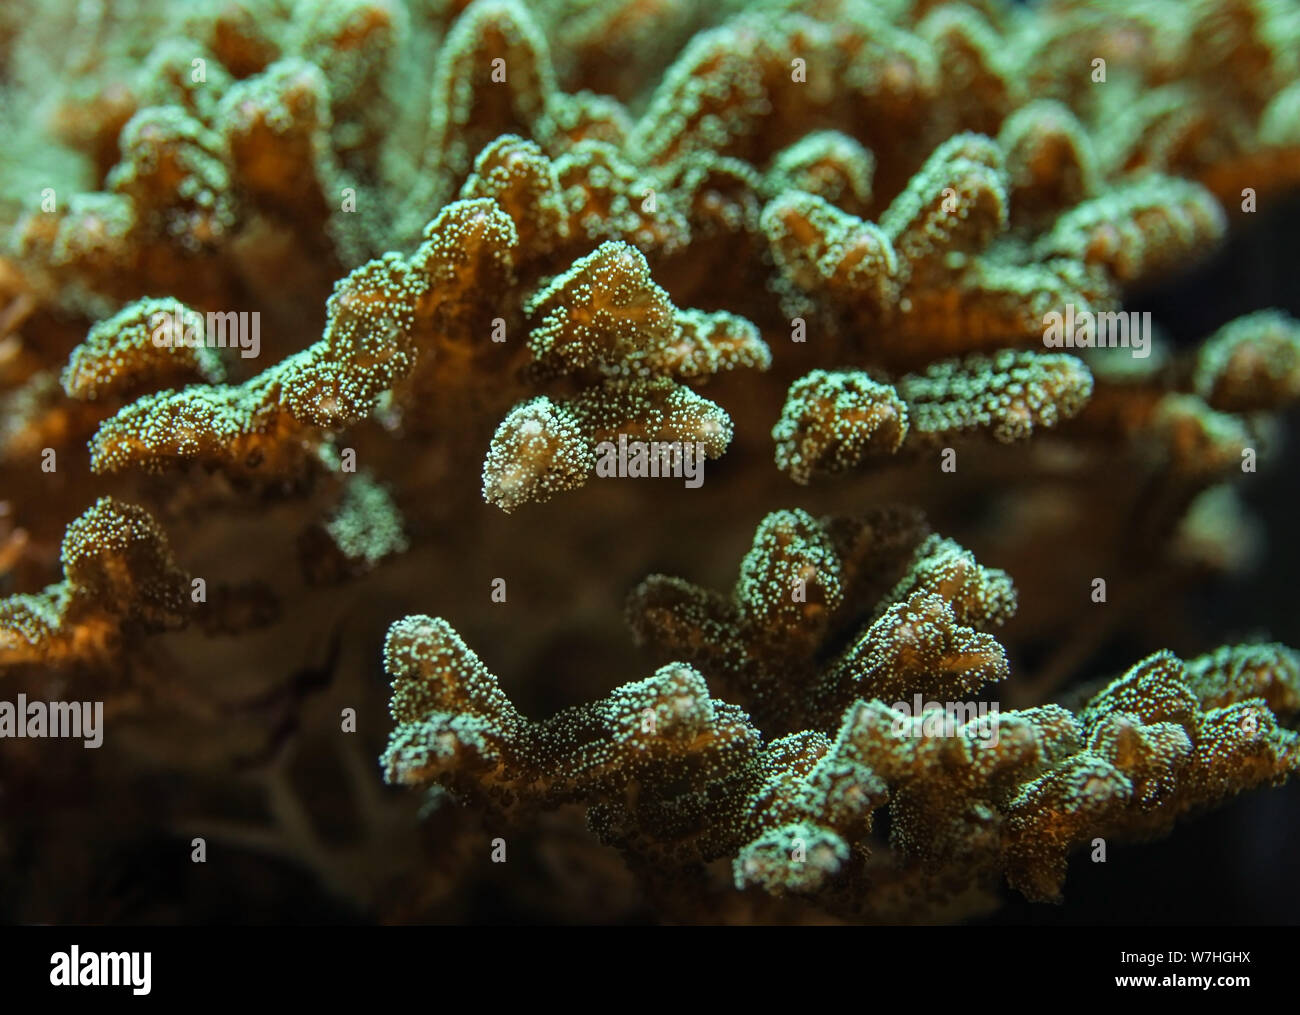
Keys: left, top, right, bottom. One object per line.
{"left": 1, "top": 0, "right": 1298, "bottom": 924}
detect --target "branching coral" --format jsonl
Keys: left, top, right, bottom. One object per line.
{"left": 0, "top": 497, "right": 191, "bottom": 668}
{"left": 771, "top": 350, "right": 1094, "bottom": 482}
{"left": 385, "top": 508, "right": 1298, "bottom": 916}
{"left": 1, "top": 0, "right": 1298, "bottom": 925}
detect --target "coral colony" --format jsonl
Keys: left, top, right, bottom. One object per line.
{"left": 0, "top": 0, "right": 1298, "bottom": 925}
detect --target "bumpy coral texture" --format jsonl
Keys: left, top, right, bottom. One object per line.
{"left": 1, "top": 0, "right": 1298, "bottom": 923}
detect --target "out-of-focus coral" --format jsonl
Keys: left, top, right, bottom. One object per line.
{"left": 1, "top": 0, "right": 1298, "bottom": 925}
{"left": 1194, "top": 310, "right": 1300, "bottom": 411}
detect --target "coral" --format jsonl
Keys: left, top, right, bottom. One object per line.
{"left": 1, "top": 0, "right": 1298, "bottom": 926}
{"left": 627, "top": 507, "right": 1015, "bottom": 731}
{"left": 62, "top": 298, "right": 227, "bottom": 402}
{"left": 1006, "top": 646, "right": 1299, "bottom": 901}
{"left": 1194, "top": 309, "right": 1300, "bottom": 411}
{"left": 386, "top": 515, "right": 1299, "bottom": 915}
{"left": 0, "top": 497, "right": 191, "bottom": 668}
{"left": 770, "top": 350, "right": 1094, "bottom": 483}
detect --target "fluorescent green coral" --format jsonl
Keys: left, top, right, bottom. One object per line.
{"left": 1194, "top": 309, "right": 1300, "bottom": 412}
{"left": 772, "top": 370, "right": 909, "bottom": 484}
{"left": 1035, "top": 175, "right": 1227, "bottom": 283}
{"left": 62, "top": 297, "right": 226, "bottom": 401}
{"left": 875, "top": 533, "right": 1017, "bottom": 630}
{"left": 324, "top": 474, "right": 409, "bottom": 568}
{"left": 0, "top": 497, "right": 191, "bottom": 667}
{"left": 897, "top": 349, "right": 1093, "bottom": 442}
{"left": 765, "top": 131, "right": 876, "bottom": 212}
{"left": 106, "top": 104, "right": 236, "bottom": 251}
